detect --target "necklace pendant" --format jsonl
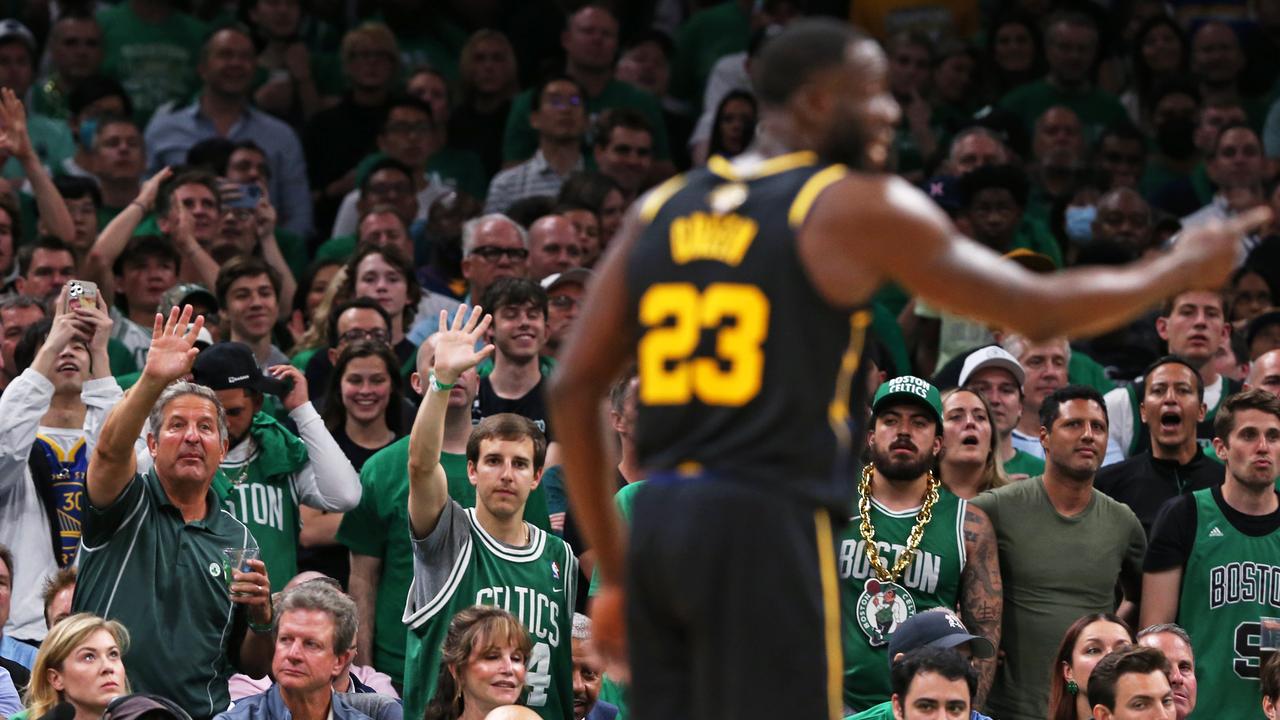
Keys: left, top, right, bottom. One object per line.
{"left": 855, "top": 578, "right": 917, "bottom": 647}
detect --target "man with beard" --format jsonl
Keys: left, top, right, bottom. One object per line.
{"left": 1096, "top": 357, "right": 1222, "bottom": 535}
{"left": 550, "top": 19, "right": 1264, "bottom": 720}
{"left": 1142, "top": 390, "right": 1280, "bottom": 720}
{"left": 838, "top": 376, "right": 1000, "bottom": 713}
{"left": 187, "top": 342, "right": 360, "bottom": 586}
{"left": 1103, "top": 290, "right": 1241, "bottom": 465}
{"left": 972, "top": 385, "right": 1146, "bottom": 720}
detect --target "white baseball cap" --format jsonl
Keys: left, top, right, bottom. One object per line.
{"left": 958, "top": 345, "right": 1025, "bottom": 387}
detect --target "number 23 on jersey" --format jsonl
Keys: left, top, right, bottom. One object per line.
{"left": 638, "top": 282, "right": 770, "bottom": 407}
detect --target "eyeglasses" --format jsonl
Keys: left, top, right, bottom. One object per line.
{"left": 338, "top": 328, "right": 390, "bottom": 345}
{"left": 470, "top": 246, "right": 529, "bottom": 262}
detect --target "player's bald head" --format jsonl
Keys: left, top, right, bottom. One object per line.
{"left": 484, "top": 707, "right": 542, "bottom": 720}
{"left": 751, "top": 18, "right": 873, "bottom": 109}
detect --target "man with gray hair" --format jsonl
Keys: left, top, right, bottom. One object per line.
{"left": 1002, "top": 334, "right": 1071, "bottom": 461}
{"left": 571, "top": 613, "right": 619, "bottom": 720}
{"left": 408, "top": 214, "right": 529, "bottom": 344}
{"left": 1136, "top": 624, "right": 1197, "bottom": 720}
{"left": 74, "top": 306, "right": 275, "bottom": 720}
{"left": 216, "top": 581, "right": 376, "bottom": 720}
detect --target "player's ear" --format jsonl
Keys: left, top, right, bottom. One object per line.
{"left": 467, "top": 460, "right": 478, "bottom": 487}
{"left": 890, "top": 693, "right": 906, "bottom": 720}
{"left": 530, "top": 467, "right": 543, "bottom": 490}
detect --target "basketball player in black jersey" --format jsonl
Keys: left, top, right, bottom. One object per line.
{"left": 547, "top": 18, "right": 1267, "bottom": 720}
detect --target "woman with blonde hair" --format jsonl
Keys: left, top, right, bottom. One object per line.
{"left": 423, "top": 606, "right": 533, "bottom": 720}
{"left": 20, "top": 613, "right": 129, "bottom": 720}
{"left": 937, "top": 387, "right": 1010, "bottom": 499}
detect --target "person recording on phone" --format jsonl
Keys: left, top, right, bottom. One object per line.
{"left": 184, "top": 340, "right": 360, "bottom": 587}
{"left": 0, "top": 283, "right": 121, "bottom": 645}
{"left": 73, "top": 304, "right": 275, "bottom": 720}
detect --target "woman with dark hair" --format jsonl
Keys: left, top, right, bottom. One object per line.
{"left": 1227, "top": 264, "right": 1275, "bottom": 324}
{"left": 288, "top": 259, "right": 344, "bottom": 348}
{"left": 1122, "top": 16, "right": 1188, "bottom": 126}
{"left": 706, "top": 90, "right": 757, "bottom": 162}
{"left": 557, "top": 171, "right": 626, "bottom": 250}
{"left": 1048, "top": 613, "right": 1133, "bottom": 720}
{"left": 983, "top": 14, "right": 1046, "bottom": 101}
{"left": 423, "top": 605, "right": 532, "bottom": 720}
{"left": 341, "top": 244, "right": 421, "bottom": 365}
{"left": 321, "top": 340, "right": 405, "bottom": 468}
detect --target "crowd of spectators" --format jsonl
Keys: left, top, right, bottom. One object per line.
{"left": 2, "top": 0, "right": 1280, "bottom": 719}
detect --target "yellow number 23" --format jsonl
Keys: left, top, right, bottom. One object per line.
{"left": 638, "top": 282, "right": 770, "bottom": 407}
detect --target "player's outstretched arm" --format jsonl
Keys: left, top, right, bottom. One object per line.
{"left": 960, "top": 504, "right": 1001, "bottom": 709}
{"left": 802, "top": 175, "right": 1270, "bottom": 341}
{"left": 547, "top": 208, "right": 640, "bottom": 592}
{"left": 407, "top": 305, "right": 493, "bottom": 539}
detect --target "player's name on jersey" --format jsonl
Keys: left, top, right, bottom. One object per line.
{"left": 1209, "top": 562, "right": 1280, "bottom": 610}
{"left": 228, "top": 483, "right": 286, "bottom": 531}
{"left": 670, "top": 211, "right": 758, "bottom": 266}
{"left": 837, "top": 539, "right": 945, "bottom": 594}
{"left": 476, "top": 585, "right": 564, "bottom": 648}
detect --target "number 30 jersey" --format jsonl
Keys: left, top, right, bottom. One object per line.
{"left": 626, "top": 152, "right": 870, "bottom": 510}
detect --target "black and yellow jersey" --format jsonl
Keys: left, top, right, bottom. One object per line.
{"left": 625, "top": 151, "right": 872, "bottom": 510}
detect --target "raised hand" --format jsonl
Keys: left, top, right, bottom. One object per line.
{"left": 266, "top": 364, "right": 308, "bottom": 412}
{"left": 71, "top": 288, "right": 115, "bottom": 356}
{"left": 433, "top": 305, "right": 495, "bottom": 385}
{"left": 0, "top": 87, "right": 33, "bottom": 163}
{"left": 1173, "top": 206, "right": 1272, "bottom": 288}
{"left": 142, "top": 305, "right": 205, "bottom": 384}
{"left": 136, "top": 167, "right": 174, "bottom": 213}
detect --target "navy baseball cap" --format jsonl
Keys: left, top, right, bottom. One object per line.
{"left": 887, "top": 610, "right": 995, "bottom": 668}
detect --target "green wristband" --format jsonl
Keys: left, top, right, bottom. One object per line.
{"left": 429, "top": 371, "right": 456, "bottom": 392}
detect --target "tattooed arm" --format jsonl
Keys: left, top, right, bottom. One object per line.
{"left": 960, "top": 504, "right": 1002, "bottom": 709}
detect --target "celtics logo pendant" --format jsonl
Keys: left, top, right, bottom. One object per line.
{"left": 856, "top": 578, "right": 917, "bottom": 646}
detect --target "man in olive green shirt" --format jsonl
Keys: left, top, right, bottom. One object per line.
{"left": 74, "top": 306, "right": 275, "bottom": 720}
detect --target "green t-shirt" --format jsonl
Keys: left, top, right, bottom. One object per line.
{"left": 335, "top": 437, "right": 553, "bottom": 681}
{"left": 212, "top": 412, "right": 310, "bottom": 585}
{"left": 428, "top": 147, "right": 488, "bottom": 200}
{"left": 1068, "top": 350, "right": 1115, "bottom": 395}
{"left": 997, "top": 79, "right": 1128, "bottom": 139}
{"left": 2, "top": 114, "right": 75, "bottom": 181}
{"left": 837, "top": 488, "right": 967, "bottom": 711}
{"left": 502, "top": 79, "right": 671, "bottom": 163}
{"left": 970, "top": 478, "right": 1146, "bottom": 720}
{"left": 1003, "top": 449, "right": 1044, "bottom": 478}
{"left": 587, "top": 480, "right": 647, "bottom": 596}
{"left": 847, "top": 702, "right": 893, "bottom": 720}
{"left": 315, "top": 234, "right": 357, "bottom": 264}
{"left": 97, "top": 3, "right": 209, "bottom": 123}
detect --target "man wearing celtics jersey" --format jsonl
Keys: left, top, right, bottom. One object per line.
{"left": 1142, "top": 389, "right": 1280, "bottom": 720}
{"left": 185, "top": 342, "right": 362, "bottom": 585}
{"left": 405, "top": 306, "right": 576, "bottom": 720}
{"left": 840, "top": 376, "right": 1001, "bottom": 713}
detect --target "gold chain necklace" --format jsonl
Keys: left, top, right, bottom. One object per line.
{"left": 858, "top": 464, "right": 939, "bottom": 582}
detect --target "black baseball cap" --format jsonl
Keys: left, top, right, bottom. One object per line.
{"left": 886, "top": 610, "right": 995, "bottom": 668}
{"left": 191, "top": 342, "right": 289, "bottom": 396}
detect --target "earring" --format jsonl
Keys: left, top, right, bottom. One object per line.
{"left": 1067, "top": 679, "right": 1079, "bottom": 696}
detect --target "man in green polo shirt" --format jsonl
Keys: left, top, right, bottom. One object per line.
{"left": 74, "top": 306, "right": 275, "bottom": 720}
{"left": 337, "top": 330, "right": 551, "bottom": 685}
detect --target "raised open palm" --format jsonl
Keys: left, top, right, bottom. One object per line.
{"left": 433, "top": 305, "right": 494, "bottom": 383}
{"left": 143, "top": 305, "right": 206, "bottom": 383}
{"left": 0, "top": 88, "right": 33, "bottom": 161}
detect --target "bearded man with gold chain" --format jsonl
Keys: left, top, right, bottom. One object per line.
{"left": 838, "top": 377, "right": 1002, "bottom": 714}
